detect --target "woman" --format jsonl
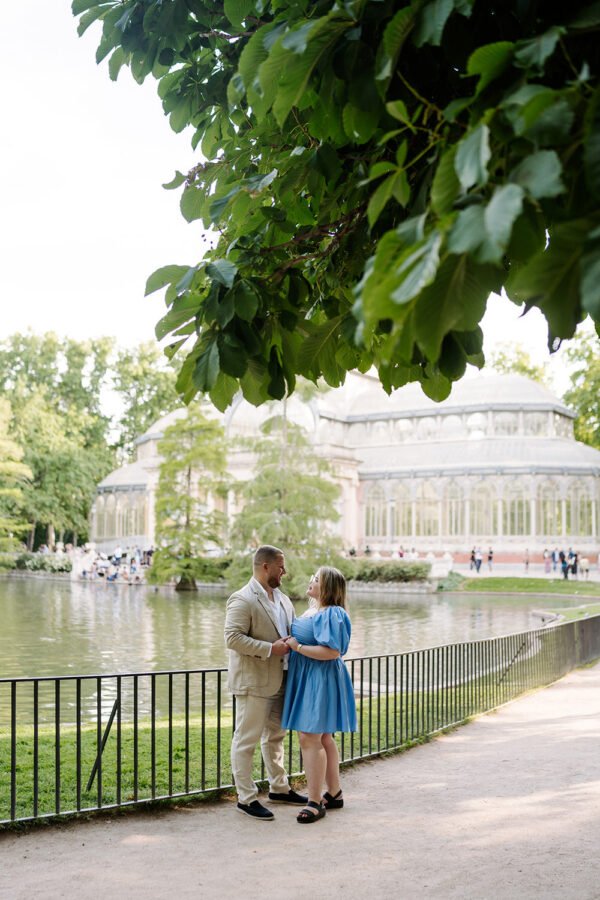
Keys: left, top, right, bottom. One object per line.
{"left": 282, "top": 566, "right": 357, "bottom": 823}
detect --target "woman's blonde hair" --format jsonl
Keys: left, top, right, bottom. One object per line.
{"left": 317, "top": 566, "right": 347, "bottom": 610}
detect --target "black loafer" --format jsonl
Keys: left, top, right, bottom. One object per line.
{"left": 237, "top": 800, "right": 275, "bottom": 820}
{"left": 268, "top": 789, "right": 308, "bottom": 804}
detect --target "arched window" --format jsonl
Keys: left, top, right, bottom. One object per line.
{"left": 391, "top": 483, "right": 411, "bottom": 538}
{"left": 471, "top": 483, "right": 494, "bottom": 536}
{"left": 537, "top": 481, "right": 561, "bottom": 536}
{"left": 415, "top": 482, "right": 438, "bottom": 537}
{"left": 104, "top": 494, "right": 116, "bottom": 539}
{"left": 443, "top": 482, "right": 464, "bottom": 536}
{"left": 365, "top": 483, "right": 386, "bottom": 538}
{"left": 503, "top": 484, "right": 531, "bottom": 536}
{"left": 566, "top": 485, "right": 594, "bottom": 536}
{"left": 94, "top": 495, "right": 105, "bottom": 539}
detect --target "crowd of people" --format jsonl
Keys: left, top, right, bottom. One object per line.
{"left": 71, "top": 544, "right": 154, "bottom": 583}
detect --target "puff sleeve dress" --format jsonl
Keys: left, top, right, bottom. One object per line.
{"left": 282, "top": 605, "right": 357, "bottom": 734}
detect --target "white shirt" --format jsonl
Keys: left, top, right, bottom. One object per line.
{"left": 251, "top": 577, "right": 290, "bottom": 669}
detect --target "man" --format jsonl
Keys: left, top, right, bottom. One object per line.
{"left": 225, "top": 545, "right": 307, "bottom": 820}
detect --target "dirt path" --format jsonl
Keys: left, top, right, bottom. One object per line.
{"left": 2, "top": 662, "right": 600, "bottom": 900}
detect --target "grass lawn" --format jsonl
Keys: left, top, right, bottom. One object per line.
{"left": 0, "top": 653, "right": 560, "bottom": 825}
{"left": 459, "top": 577, "right": 600, "bottom": 596}
{"left": 552, "top": 602, "right": 600, "bottom": 621}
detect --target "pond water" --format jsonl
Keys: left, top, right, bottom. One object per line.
{"left": 0, "top": 577, "right": 584, "bottom": 679}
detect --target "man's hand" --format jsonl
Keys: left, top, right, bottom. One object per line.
{"left": 271, "top": 638, "right": 290, "bottom": 657}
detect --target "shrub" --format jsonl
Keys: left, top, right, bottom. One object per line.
{"left": 340, "top": 559, "right": 431, "bottom": 583}
{"left": 14, "top": 552, "right": 72, "bottom": 574}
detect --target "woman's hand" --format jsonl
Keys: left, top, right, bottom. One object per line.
{"left": 285, "top": 636, "right": 300, "bottom": 651}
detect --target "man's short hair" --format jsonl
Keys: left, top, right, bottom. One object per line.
{"left": 253, "top": 545, "right": 284, "bottom": 567}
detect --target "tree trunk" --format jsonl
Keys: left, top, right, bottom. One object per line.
{"left": 47, "top": 524, "right": 56, "bottom": 549}
{"left": 27, "top": 522, "right": 36, "bottom": 552}
{"left": 175, "top": 575, "right": 198, "bottom": 592}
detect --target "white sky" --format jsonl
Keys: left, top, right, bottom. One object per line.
{"left": 0, "top": 1, "right": 587, "bottom": 395}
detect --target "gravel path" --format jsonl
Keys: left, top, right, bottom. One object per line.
{"left": 2, "top": 662, "right": 600, "bottom": 900}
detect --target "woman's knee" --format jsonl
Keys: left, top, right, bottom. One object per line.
{"left": 321, "top": 733, "right": 336, "bottom": 750}
{"left": 299, "top": 731, "right": 323, "bottom": 751}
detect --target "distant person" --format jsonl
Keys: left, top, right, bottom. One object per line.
{"left": 470, "top": 548, "right": 476, "bottom": 570}
{"left": 475, "top": 548, "right": 483, "bottom": 573}
{"left": 543, "top": 549, "right": 551, "bottom": 575}
{"left": 552, "top": 548, "right": 559, "bottom": 573}
{"left": 282, "top": 566, "right": 356, "bottom": 823}
{"left": 580, "top": 557, "right": 590, "bottom": 579}
{"left": 487, "top": 548, "right": 493, "bottom": 572}
{"left": 224, "top": 545, "right": 307, "bottom": 820}
{"left": 560, "top": 551, "right": 569, "bottom": 580}
{"left": 364, "top": 545, "right": 371, "bottom": 557}
{"left": 524, "top": 549, "right": 530, "bottom": 573}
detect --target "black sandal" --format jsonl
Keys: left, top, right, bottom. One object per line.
{"left": 323, "top": 789, "right": 344, "bottom": 809}
{"left": 296, "top": 800, "right": 326, "bottom": 823}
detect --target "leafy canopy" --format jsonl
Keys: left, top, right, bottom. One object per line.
{"left": 74, "top": 0, "right": 600, "bottom": 408}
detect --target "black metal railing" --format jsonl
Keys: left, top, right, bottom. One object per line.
{"left": 2, "top": 615, "right": 599, "bottom": 826}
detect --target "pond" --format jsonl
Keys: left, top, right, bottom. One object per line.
{"left": 0, "top": 576, "right": 583, "bottom": 679}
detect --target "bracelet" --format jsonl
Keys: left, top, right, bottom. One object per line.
{"left": 297, "top": 643, "right": 303, "bottom": 652}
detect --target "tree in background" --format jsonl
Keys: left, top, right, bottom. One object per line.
{"left": 76, "top": 0, "right": 600, "bottom": 411}
{"left": 112, "top": 341, "right": 181, "bottom": 459}
{"left": 563, "top": 331, "right": 600, "bottom": 449}
{"left": 0, "top": 333, "right": 185, "bottom": 548}
{"left": 0, "top": 399, "right": 32, "bottom": 560}
{"left": 150, "top": 405, "right": 228, "bottom": 590}
{"left": 11, "top": 391, "right": 107, "bottom": 549}
{"left": 228, "top": 412, "right": 341, "bottom": 598}
{"left": 488, "top": 343, "right": 549, "bottom": 385}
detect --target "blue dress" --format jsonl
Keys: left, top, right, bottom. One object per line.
{"left": 282, "top": 606, "right": 357, "bottom": 734}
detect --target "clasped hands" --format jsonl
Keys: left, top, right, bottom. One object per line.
{"left": 271, "top": 636, "right": 300, "bottom": 656}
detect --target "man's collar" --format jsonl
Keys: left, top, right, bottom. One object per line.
{"left": 250, "top": 576, "right": 275, "bottom": 600}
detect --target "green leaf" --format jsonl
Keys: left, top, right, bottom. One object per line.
{"left": 467, "top": 41, "right": 514, "bottom": 95}
{"left": 375, "top": 7, "right": 414, "bottom": 92}
{"left": 209, "top": 372, "right": 239, "bottom": 412}
{"left": 508, "top": 150, "right": 564, "bottom": 199}
{"left": 385, "top": 100, "right": 413, "bottom": 127}
{"left": 233, "top": 281, "right": 260, "bottom": 321}
{"left": 431, "top": 145, "right": 460, "bottom": 215}
{"left": 392, "top": 231, "right": 443, "bottom": 305}
{"left": 420, "top": 366, "right": 452, "bottom": 401}
{"left": 297, "top": 317, "right": 343, "bottom": 382}
{"left": 505, "top": 219, "right": 591, "bottom": 339}
{"left": 367, "top": 172, "right": 409, "bottom": 227}
{"left": 514, "top": 27, "right": 565, "bottom": 73}
{"left": 272, "top": 21, "right": 351, "bottom": 127}
{"left": 455, "top": 125, "right": 491, "bottom": 191}
{"left": 413, "top": 0, "right": 455, "bottom": 47}
{"left": 193, "top": 342, "right": 220, "bottom": 392}
{"left": 108, "top": 46, "right": 128, "bottom": 81}
{"left": 217, "top": 333, "right": 248, "bottom": 377}
{"left": 216, "top": 291, "right": 236, "bottom": 328}
{"left": 343, "top": 103, "right": 380, "bottom": 144}
{"left": 77, "top": 5, "right": 109, "bottom": 37}
{"left": 206, "top": 259, "right": 238, "bottom": 289}
{"left": 163, "top": 170, "right": 186, "bottom": 191}
{"left": 448, "top": 185, "right": 524, "bottom": 264}
{"left": 145, "top": 265, "right": 190, "bottom": 296}
{"left": 224, "top": 0, "right": 253, "bottom": 29}
{"left": 414, "top": 254, "right": 500, "bottom": 360}
{"left": 180, "top": 186, "right": 205, "bottom": 223}
{"left": 581, "top": 228, "right": 600, "bottom": 320}
{"left": 72, "top": 0, "right": 106, "bottom": 15}
{"left": 584, "top": 86, "right": 600, "bottom": 201}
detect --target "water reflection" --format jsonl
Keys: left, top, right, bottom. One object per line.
{"left": 0, "top": 577, "right": 582, "bottom": 679}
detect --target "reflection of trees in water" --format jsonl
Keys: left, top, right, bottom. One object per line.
{"left": 0, "top": 578, "right": 581, "bottom": 725}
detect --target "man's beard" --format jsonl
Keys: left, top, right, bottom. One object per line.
{"left": 267, "top": 575, "right": 280, "bottom": 588}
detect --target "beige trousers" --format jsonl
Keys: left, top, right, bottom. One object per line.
{"left": 230, "top": 684, "right": 289, "bottom": 805}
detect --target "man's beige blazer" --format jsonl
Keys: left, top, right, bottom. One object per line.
{"left": 225, "top": 579, "right": 294, "bottom": 698}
